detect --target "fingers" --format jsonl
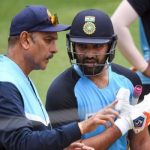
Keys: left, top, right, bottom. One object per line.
{"left": 94, "top": 106, "right": 120, "bottom": 127}
{"left": 107, "top": 100, "right": 118, "bottom": 108}
{"left": 66, "top": 142, "right": 95, "bottom": 150}
{"left": 82, "top": 145, "right": 95, "bottom": 150}
{"left": 65, "top": 142, "right": 84, "bottom": 150}
{"left": 78, "top": 101, "right": 120, "bottom": 134}
{"left": 95, "top": 114, "right": 115, "bottom": 126}
{"left": 69, "top": 142, "right": 85, "bottom": 148}
{"left": 100, "top": 107, "right": 119, "bottom": 118}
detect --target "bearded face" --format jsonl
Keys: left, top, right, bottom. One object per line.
{"left": 75, "top": 43, "right": 109, "bottom": 76}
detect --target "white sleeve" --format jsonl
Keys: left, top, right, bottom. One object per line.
{"left": 111, "top": 0, "right": 148, "bottom": 72}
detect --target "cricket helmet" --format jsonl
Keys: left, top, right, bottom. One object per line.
{"left": 66, "top": 9, "right": 117, "bottom": 75}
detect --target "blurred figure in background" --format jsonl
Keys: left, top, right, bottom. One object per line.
{"left": 111, "top": 0, "right": 150, "bottom": 100}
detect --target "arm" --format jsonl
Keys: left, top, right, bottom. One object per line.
{"left": 111, "top": 0, "right": 149, "bottom": 74}
{"left": 0, "top": 82, "right": 119, "bottom": 150}
{"left": 81, "top": 125, "right": 121, "bottom": 150}
{"left": 128, "top": 93, "right": 150, "bottom": 150}
{"left": 67, "top": 102, "right": 122, "bottom": 150}
{"left": 84, "top": 92, "right": 150, "bottom": 150}
{"left": 0, "top": 82, "right": 81, "bottom": 150}
{"left": 128, "top": 128, "right": 150, "bottom": 150}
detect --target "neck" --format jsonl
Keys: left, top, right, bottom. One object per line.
{"left": 89, "top": 68, "right": 109, "bottom": 88}
{"left": 6, "top": 48, "right": 31, "bottom": 76}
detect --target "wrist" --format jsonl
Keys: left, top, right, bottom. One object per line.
{"left": 114, "top": 117, "right": 131, "bottom": 135}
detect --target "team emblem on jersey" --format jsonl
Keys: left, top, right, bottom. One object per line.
{"left": 83, "top": 16, "right": 96, "bottom": 35}
{"left": 133, "top": 116, "right": 145, "bottom": 128}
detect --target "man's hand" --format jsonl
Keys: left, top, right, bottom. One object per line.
{"left": 78, "top": 101, "right": 119, "bottom": 134}
{"left": 115, "top": 92, "right": 150, "bottom": 135}
{"left": 64, "top": 142, "right": 94, "bottom": 150}
{"left": 143, "top": 61, "right": 150, "bottom": 77}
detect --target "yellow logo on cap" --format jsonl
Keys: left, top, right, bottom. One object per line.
{"left": 47, "top": 9, "right": 59, "bottom": 26}
{"left": 83, "top": 16, "right": 96, "bottom": 35}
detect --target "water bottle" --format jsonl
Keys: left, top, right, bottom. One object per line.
{"left": 131, "top": 85, "right": 143, "bottom": 105}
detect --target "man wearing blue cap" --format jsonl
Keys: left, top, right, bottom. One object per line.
{"left": 0, "top": 5, "right": 121, "bottom": 150}
{"left": 46, "top": 9, "right": 150, "bottom": 150}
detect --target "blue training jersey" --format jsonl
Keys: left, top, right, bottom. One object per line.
{"left": 0, "top": 55, "right": 50, "bottom": 125}
{"left": 74, "top": 65, "right": 133, "bottom": 150}
{"left": 46, "top": 64, "right": 142, "bottom": 150}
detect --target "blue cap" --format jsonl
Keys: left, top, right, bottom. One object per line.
{"left": 10, "top": 5, "right": 70, "bottom": 36}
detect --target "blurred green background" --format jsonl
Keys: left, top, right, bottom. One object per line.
{"left": 0, "top": 0, "right": 140, "bottom": 103}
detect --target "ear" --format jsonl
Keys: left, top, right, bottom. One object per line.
{"left": 19, "top": 31, "right": 31, "bottom": 49}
